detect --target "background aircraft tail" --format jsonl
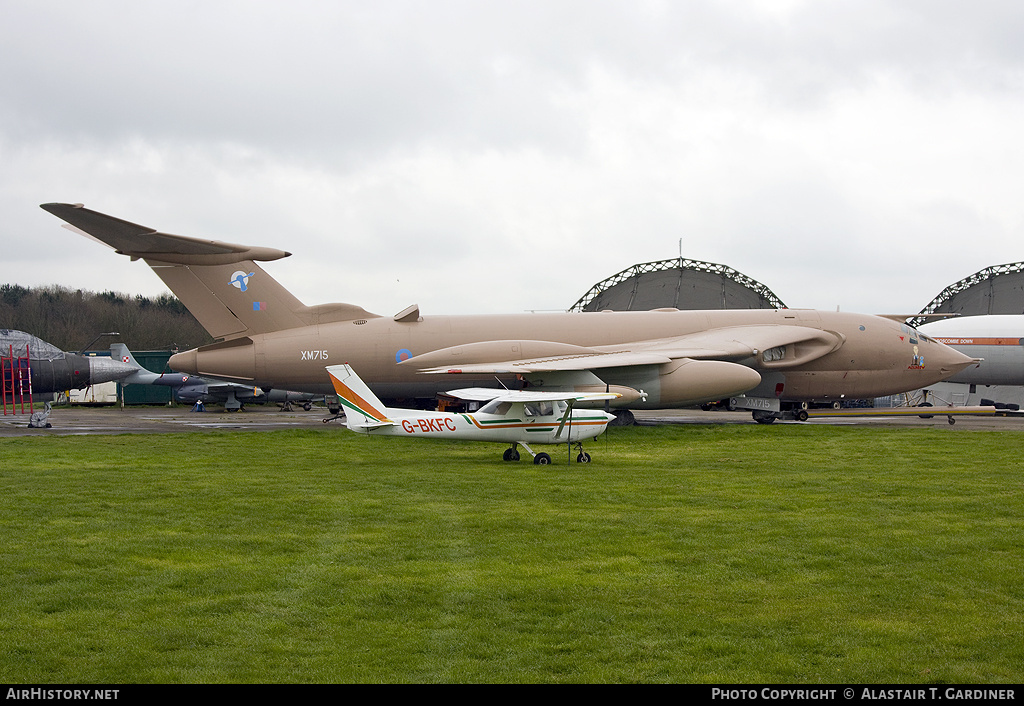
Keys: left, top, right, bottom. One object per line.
{"left": 110, "top": 343, "right": 143, "bottom": 370}
{"left": 41, "top": 203, "right": 379, "bottom": 340}
{"left": 109, "top": 342, "right": 161, "bottom": 385}
{"left": 326, "top": 364, "right": 394, "bottom": 431}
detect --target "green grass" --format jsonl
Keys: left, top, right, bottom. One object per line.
{"left": 1, "top": 424, "right": 1022, "bottom": 683}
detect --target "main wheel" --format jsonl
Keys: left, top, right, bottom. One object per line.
{"left": 503, "top": 448, "right": 520, "bottom": 462}
{"left": 534, "top": 453, "right": 552, "bottom": 465}
{"left": 576, "top": 452, "right": 592, "bottom": 463}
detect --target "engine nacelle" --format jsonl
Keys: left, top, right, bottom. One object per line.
{"left": 656, "top": 358, "right": 761, "bottom": 407}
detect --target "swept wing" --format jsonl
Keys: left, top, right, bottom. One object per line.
{"left": 445, "top": 388, "right": 621, "bottom": 403}
{"left": 408, "top": 324, "right": 843, "bottom": 374}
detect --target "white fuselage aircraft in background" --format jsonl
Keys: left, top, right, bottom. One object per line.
{"left": 918, "top": 315, "right": 1024, "bottom": 386}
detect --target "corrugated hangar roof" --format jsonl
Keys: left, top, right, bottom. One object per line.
{"left": 569, "top": 258, "right": 786, "bottom": 312}
{"left": 912, "top": 261, "right": 1024, "bottom": 326}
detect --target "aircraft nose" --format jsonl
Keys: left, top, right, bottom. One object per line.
{"left": 933, "top": 341, "right": 977, "bottom": 377}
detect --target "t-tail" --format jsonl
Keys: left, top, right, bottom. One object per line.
{"left": 40, "top": 203, "right": 379, "bottom": 341}
{"left": 326, "top": 364, "right": 395, "bottom": 431}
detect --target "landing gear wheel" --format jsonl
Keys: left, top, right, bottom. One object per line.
{"left": 503, "top": 447, "right": 521, "bottom": 462}
{"left": 918, "top": 401, "right": 934, "bottom": 419}
{"left": 576, "top": 452, "right": 592, "bottom": 463}
{"left": 534, "top": 452, "right": 552, "bottom": 465}
{"left": 752, "top": 411, "right": 777, "bottom": 424}
{"left": 796, "top": 410, "right": 809, "bottom": 422}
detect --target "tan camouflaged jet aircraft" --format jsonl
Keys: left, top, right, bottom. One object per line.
{"left": 41, "top": 203, "right": 975, "bottom": 423}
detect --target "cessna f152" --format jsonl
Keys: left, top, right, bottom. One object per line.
{"left": 41, "top": 203, "right": 976, "bottom": 423}
{"left": 327, "top": 363, "right": 618, "bottom": 463}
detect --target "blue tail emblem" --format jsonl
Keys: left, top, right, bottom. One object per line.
{"left": 230, "top": 271, "right": 256, "bottom": 292}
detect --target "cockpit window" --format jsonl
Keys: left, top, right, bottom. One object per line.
{"left": 900, "top": 323, "right": 919, "bottom": 345}
{"left": 478, "top": 399, "right": 512, "bottom": 415}
{"left": 524, "top": 401, "right": 554, "bottom": 417}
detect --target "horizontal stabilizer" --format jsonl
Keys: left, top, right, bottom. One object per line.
{"left": 349, "top": 421, "right": 398, "bottom": 430}
{"left": 41, "top": 203, "right": 291, "bottom": 265}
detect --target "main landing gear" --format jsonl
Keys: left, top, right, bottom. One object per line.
{"left": 502, "top": 442, "right": 593, "bottom": 464}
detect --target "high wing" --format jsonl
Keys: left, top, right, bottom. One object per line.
{"left": 406, "top": 324, "right": 843, "bottom": 374}
{"left": 446, "top": 388, "right": 622, "bottom": 403}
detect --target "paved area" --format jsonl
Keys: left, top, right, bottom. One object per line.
{"left": 635, "top": 408, "right": 1024, "bottom": 430}
{"left": 0, "top": 404, "right": 337, "bottom": 437}
{"left": 1, "top": 403, "right": 1023, "bottom": 437}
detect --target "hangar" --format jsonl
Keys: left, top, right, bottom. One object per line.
{"left": 913, "top": 261, "right": 1024, "bottom": 325}
{"left": 913, "top": 260, "right": 1024, "bottom": 410}
{"left": 570, "top": 256, "right": 1024, "bottom": 320}
{"left": 569, "top": 257, "right": 786, "bottom": 312}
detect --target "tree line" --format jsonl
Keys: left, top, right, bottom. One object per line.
{"left": 0, "top": 284, "right": 213, "bottom": 353}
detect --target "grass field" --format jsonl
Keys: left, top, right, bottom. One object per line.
{"left": 1, "top": 424, "right": 1022, "bottom": 683}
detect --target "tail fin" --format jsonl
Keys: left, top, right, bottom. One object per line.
{"left": 41, "top": 203, "right": 379, "bottom": 340}
{"left": 326, "top": 364, "right": 395, "bottom": 431}
{"left": 109, "top": 343, "right": 162, "bottom": 385}
{"left": 110, "top": 343, "right": 143, "bottom": 369}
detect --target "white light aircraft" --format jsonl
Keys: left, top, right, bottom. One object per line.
{"left": 326, "top": 363, "right": 620, "bottom": 464}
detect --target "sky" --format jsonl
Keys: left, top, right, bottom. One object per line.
{"left": 2, "top": 0, "right": 1023, "bottom": 318}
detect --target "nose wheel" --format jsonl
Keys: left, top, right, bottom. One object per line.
{"left": 574, "top": 442, "right": 592, "bottom": 463}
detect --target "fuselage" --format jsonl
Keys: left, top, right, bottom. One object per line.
{"left": 363, "top": 404, "right": 614, "bottom": 445}
{"left": 918, "top": 315, "right": 1024, "bottom": 386}
{"left": 169, "top": 308, "right": 975, "bottom": 408}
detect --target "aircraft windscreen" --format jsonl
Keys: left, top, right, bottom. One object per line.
{"left": 478, "top": 399, "right": 512, "bottom": 415}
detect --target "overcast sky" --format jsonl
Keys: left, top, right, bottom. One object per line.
{"left": 2, "top": 0, "right": 1023, "bottom": 318}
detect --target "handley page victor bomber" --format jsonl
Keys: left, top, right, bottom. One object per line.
{"left": 41, "top": 203, "right": 976, "bottom": 422}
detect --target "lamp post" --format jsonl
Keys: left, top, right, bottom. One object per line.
{"left": 78, "top": 332, "right": 120, "bottom": 354}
